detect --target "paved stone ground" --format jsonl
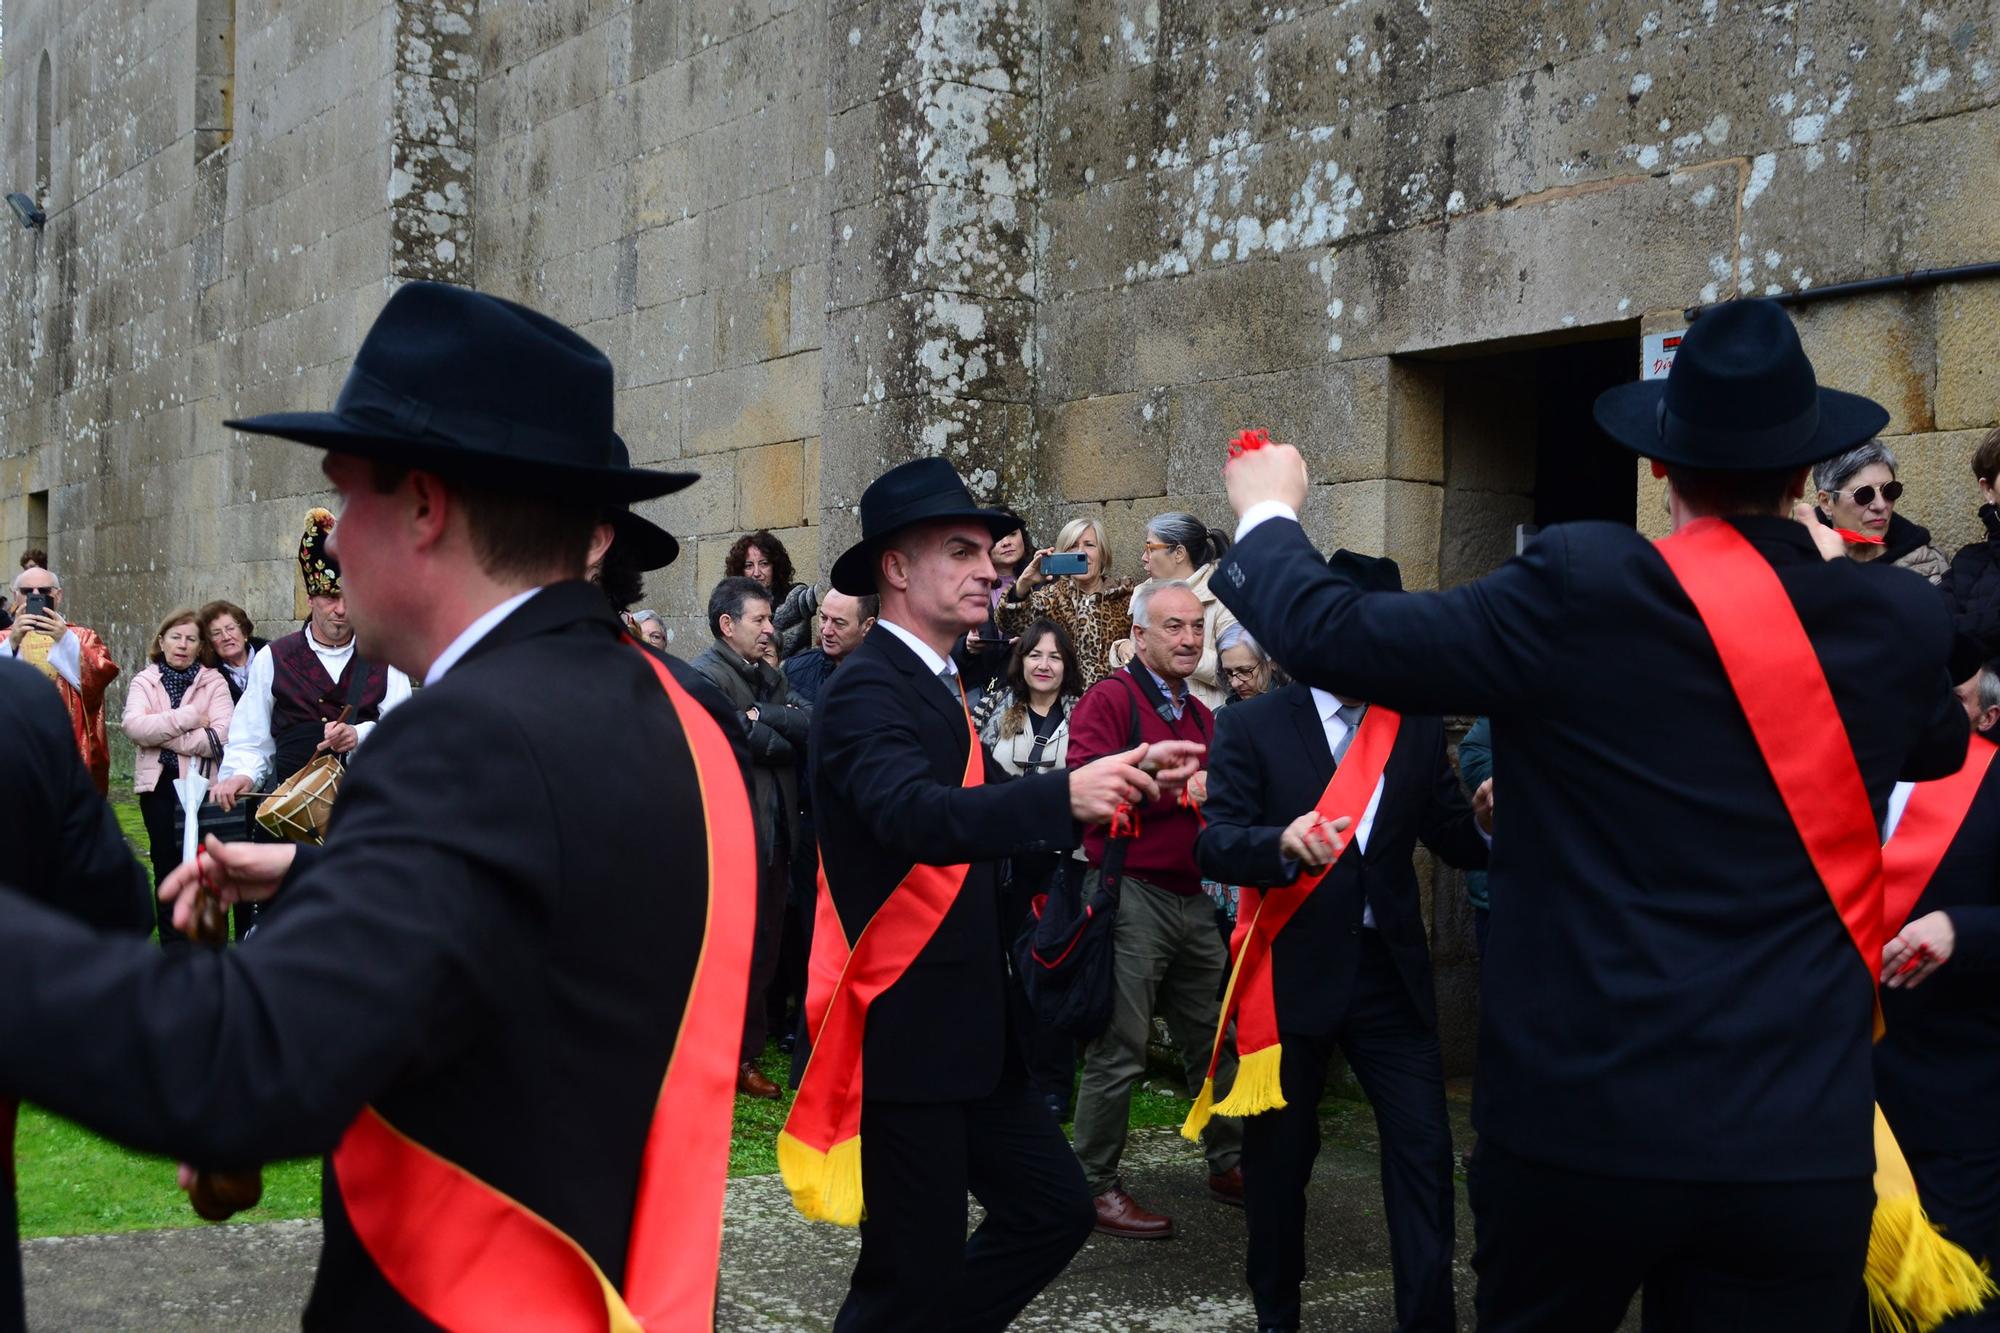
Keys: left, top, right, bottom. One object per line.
{"left": 23, "top": 1098, "right": 1630, "bottom": 1330}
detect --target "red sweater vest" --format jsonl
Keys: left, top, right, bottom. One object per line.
{"left": 1066, "top": 666, "right": 1213, "bottom": 896}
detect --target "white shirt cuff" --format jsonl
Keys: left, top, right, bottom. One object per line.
{"left": 1234, "top": 501, "right": 1299, "bottom": 542}
{"left": 48, "top": 629, "right": 82, "bottom": 691}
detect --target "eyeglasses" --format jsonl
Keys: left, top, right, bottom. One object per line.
{"left": 1830, "top": 481, "right": 1903, "bottom": 506}
{"left": 1222, "top": 665, "right": 1263, "bottom": 682}
{"left": 1141, "top": 540, "right": 1180, "bottom": 554}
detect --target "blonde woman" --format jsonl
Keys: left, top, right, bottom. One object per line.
{"left": 996, "top": 516, "right": 1133, "bottom": 689}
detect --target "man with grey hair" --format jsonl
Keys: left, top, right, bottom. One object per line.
{"left": 1066, "top": 578, "right": 1242, "bottom": 1238}
{"left": 1804, "top": 438, "right": 1947, "bottom": 581}
{"left": 0, "top": 565, "right": 120, "bottom": 793}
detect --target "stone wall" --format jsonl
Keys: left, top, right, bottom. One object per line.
{"left": 5, "top": 0, "right": 1999, "bottom": 1068}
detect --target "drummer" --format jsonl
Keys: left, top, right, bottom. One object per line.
{"left": 210, "top": 509, "right": 412, "bottom": 934}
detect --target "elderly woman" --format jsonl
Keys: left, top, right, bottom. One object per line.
{"left": 197, "top": 600, "right": 266, "bottom": 704}
{"left": 629, "top": 609, "right": 669, "bottom": 651}
{"left": 997, "top": 516, "right": 1134, "bottom": 689}
{"left": 1216, "top": 624, "right": 1281, "bottom": 703}
{"left": 727, "top": 530, "right": 818, "bottom": 661}
{"left": 1808, "top": 440, "right": 1947, "bottom": 582}
{"left": 123, "top": 608, "right": 235, "bottom": 949}
{"left": 1125, "top": 511, "right": 1238, "bottom": 710}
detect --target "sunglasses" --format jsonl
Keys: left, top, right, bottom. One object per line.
{"left": 1830, "top": 481, "right": 1902, "bottom": 506}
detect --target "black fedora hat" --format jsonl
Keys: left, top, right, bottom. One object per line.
{"left": 227, "top": 282, "right": 699, "bottom": 503}
{"left": 605, "top": 435, "right": 679, "bottom": 570}
{"left": 1593, "top": 298, "right": 1889, "bottom": 471}
{"left": 829, "top": 458, "right": 1023, "bottom": 595}
{"left": 1326, "top": 548, "right": 1403, "bottom": 593}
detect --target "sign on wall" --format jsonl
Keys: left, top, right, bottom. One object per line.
{"left": 1642, "top": 330, "right": 1684, "bottom": 381}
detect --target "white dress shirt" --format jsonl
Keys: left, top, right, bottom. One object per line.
{"left": 1884, "top": 780, "right": 1916, "bottom": 842}
{"left": 425, "top": 587, "right": 541, "bottom": 686}
{"left": 1235, "top": 500, "right": 1300, "bottom": 543}
{"left": 1313, "top": 687, "right": 1386, "bottom": 928}
{"left": 0, "top": 627, "right": 83, "bottom": 689}
{"left": 219, "top": 629, "right": 415, "bottom": 786}
{"left": 876, "top": 617, "right": 961, "bottom": 693}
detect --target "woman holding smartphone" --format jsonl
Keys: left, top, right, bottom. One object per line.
{"left": 996, "top": 516, "right": 1133, "bottom": 689}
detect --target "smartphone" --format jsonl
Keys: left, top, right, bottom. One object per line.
{"left": 1040, "top": 552, "right": 1090, "bottom": 577}
{"left": 21, "top": 591, "right": 52, "bottom": 618}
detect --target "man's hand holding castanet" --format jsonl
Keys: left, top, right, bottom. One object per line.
{"left": 158, "top": 835, "right": 298, "bottom": 933}
{"left": 1223, "top": 432, "right": 1309, "bottom": 519}
{"left": 1070, "top": 743, "right": 1170, "bottom": 823}
{"left": 1279, "top": 811, "right": 1351, "bottom": 873}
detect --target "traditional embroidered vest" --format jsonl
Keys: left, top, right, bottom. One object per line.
{"left": 268, "top": 629, "right": 389, "bottom": 775}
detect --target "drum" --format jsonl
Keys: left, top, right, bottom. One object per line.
{"left": 255, "top": 752, "right": 345, "bottom": 844}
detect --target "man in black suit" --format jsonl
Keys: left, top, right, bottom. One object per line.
{"left": 0, "top": 659, "right": 153, "bottom": 1333}
{"left": 1197, "top": 550, "right": 1488, "bottom": 1333}
{"left": 1211, "top": 299, "right": 1969, "bottom": 1330}
{"left": 805, "top": 458, "right": 1200, "bottom": 1331}
{"left": 1873, "top": 655, "right": 2000, "bottom": 1326}
{"left": 0, "top": 282, "right": 755, "bottom": 1329}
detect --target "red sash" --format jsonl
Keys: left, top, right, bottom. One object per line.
{"left": 1655, "top": 519, "right": 1887, "bottom": 987}
{"left": 778, "top": 691, "right": 983, "bottom": 1226}
{"left": 1882, "top": 734, "right": 1997, "bottom": 930}
{"left": 330, "top": 641, "right": 757, "bottom": 1332}
{"left": 1183, "top": 706, "right": 1401, "bottom": 1139}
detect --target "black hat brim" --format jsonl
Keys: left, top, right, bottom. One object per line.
{"left": 225, "top": 413, "right": 700, "bottom": 503}
{"left": 612, "top": 509, "right": 680, "bottom": 571}
{"left": 830, "top": 508, "right": 1024, "bottom": 596}
{"left": 1593, "top": 382, "right": 1890, "bottom": 471}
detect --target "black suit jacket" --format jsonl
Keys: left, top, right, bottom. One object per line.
{"left": 1197, "top": 686, "right": 1487, "bottom": 1033}
{"left": 809, "top": 625, "right": 1076, "bottom": 1103}
{"left": 0, "top": 660, "right": 152, "bottom": 1333}
{"left": 1215, "top": 515, "right": 1968, "bottom": 1183}
{"left": 1876, "top": 754, "right": 2000, "bottom": 1154}
{"left": 0, "top": 583, "right": 748, "bottom": 1330}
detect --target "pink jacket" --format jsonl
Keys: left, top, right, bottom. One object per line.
{"left": 122, "top": 664, "right": 234, "bottom": 794}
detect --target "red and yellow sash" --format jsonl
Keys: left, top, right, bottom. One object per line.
{"left": 329, "top": 642, "right": 757, "bottom": 1331}
{"left": 1658, "top": 518, "right": 1993, "bottom": 1332}
{"left": 1883, "top": 734, "right": 1998, "bottom": 931}
{"left": 778, "top": 694, "right": 983, "bottom": 1226}
{"left": 1183, "top": 706, "right": 1401, "bottom": 1141}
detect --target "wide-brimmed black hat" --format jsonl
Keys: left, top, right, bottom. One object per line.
{"left": 227, "top": 282, "right": 698, "bottom": 502}
{"left": 1326, "top": 548, "right": 1403, "bottom": 593}
{"left": 605, "top": 435, "right": 679, "bottom": 570}
{"left": 829, "top": 458, "right": 1023, "bottom": 595}
{"left": 1594, "top": 298, "right": 1889, "bottom": 471}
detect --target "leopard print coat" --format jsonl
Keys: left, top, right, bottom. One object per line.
{"left": 996, "top": 577, "right": 1135, "bottom": 690}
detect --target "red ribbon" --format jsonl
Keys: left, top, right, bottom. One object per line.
{"left": 1834, "top": 526, "right": 1886, "bottom": 546}
{"left": 1227, "top": 428, "right": 1271, "bottom": 459}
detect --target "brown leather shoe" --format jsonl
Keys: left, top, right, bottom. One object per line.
{"left": 1092, "top": 1184, "right": 1175, "bottom": 1239}
{"left": 1208, "top": 1166, "right": 1244, "bottom": 1207}
{"left": 737, "top": 1062, "right": 782, "bottom": 1100}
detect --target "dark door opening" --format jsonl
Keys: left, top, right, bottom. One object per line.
{"left": 1425, "top": 323, "right": 1641, "bottom": 587}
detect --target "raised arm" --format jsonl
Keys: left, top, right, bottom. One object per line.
{"left": 815, "top": 669, "right": 1075, "bottom": 868}
{"left": 1212, "top": 515, "right": 1571, "bottom": 718}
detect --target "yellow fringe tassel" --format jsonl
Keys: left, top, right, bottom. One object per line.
{"left": 776, "top": 1130, "right": 865, "bottom": 1227}
{"left": 1183, "top": 1043, "right": 1286, "bottom": 1144}
{"left": 1866, "top": 1107, "right": 1996, "bottom": 1331}
{"left": 1181, "top": 1078, "right": 1217, "bottom": 1143}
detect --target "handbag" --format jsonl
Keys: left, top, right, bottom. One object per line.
{"left": 255, "top": 654, "right": 376, "bottom": 845}
{"left": 1013, "top": 674, "right": 1151, "bottom": 1040}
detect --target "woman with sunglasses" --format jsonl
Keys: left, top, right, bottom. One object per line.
{"left": 1807, "top": 440, "right": 1948, "bottom": 582}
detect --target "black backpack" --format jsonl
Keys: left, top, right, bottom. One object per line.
{"left": 1013, "top": 669, "right": 1205, "bottom": 1039}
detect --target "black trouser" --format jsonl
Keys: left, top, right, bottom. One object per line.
{"left": 138, "top": 785, "right": 189, "bottom": 952}
{"left": 1472, "top": 1138, "right": 1872, "bottom": 1331}
{"left": 836, "top": 1080, "right": 1094, "bottom": 1332}
{"left": 740, "top": 843, "right": 789, "bottom": 1064}
{"left": 1905, "top": 1146, "right": 2000, "bottom": 1330}
{"left": 1243, "top": 935, "right": 1456, "bottom": 1332}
